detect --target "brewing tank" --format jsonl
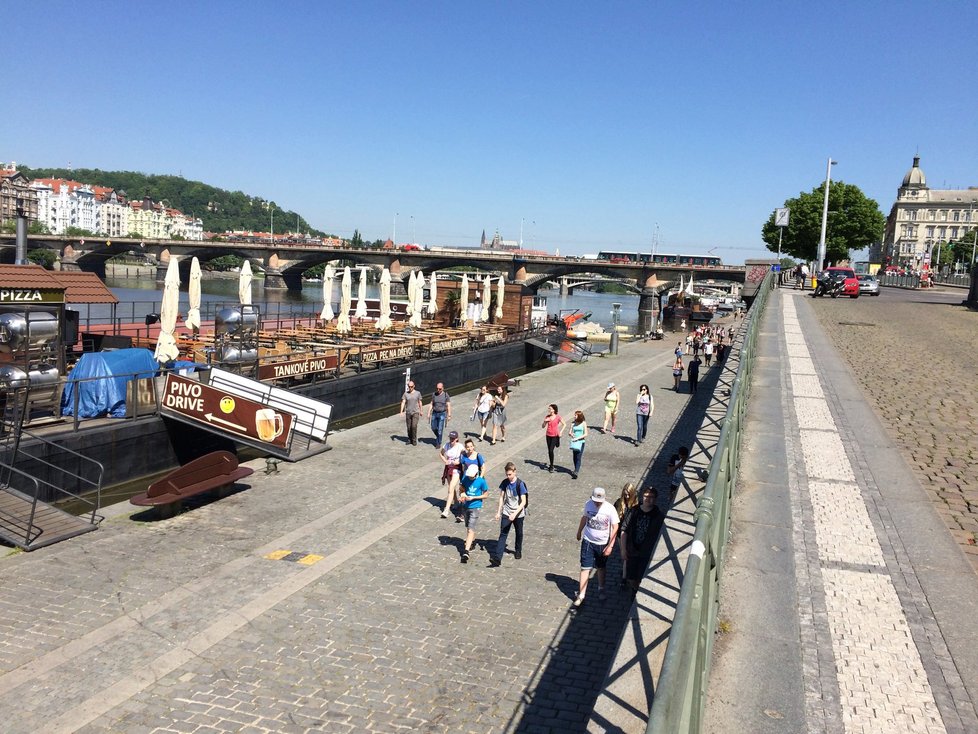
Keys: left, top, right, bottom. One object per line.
{"left": 215, "top": 308, "right": 258, "bottom": 337}
{"left": 0, "top": 365, "right": 29, "bottom": 390}
{"left": 217, "top": 345, "right": 258, "bottom": 363}
{"left": 0, "top": 364, "right": 60, "bottom": 390}
{"left": 0, "top": 312, "right": 59, "bottom": 352}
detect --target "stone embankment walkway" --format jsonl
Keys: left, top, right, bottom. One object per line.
{"left": 0, "top": 323, "right": 735, "bottom": 734}
{"left": 706, "top": 286, "right": 978, "bottom": 734}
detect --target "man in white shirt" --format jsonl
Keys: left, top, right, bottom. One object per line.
{"left": 573, "top": 487, "right": 619, "bottom": 607}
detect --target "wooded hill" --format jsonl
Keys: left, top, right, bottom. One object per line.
{"left": 19, "top": 166, "right": 327, "bottom": 237}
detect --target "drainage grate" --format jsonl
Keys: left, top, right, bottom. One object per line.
{"left": 838, "top": 321, "right": 877, "bottom": 327}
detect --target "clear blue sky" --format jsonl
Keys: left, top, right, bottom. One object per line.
{"left": 4, "top": 1, "right": 976, "bottom": 262}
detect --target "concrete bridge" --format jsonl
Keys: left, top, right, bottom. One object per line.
{"left": 1, "top": 234, "right": 773, "bottom": 332}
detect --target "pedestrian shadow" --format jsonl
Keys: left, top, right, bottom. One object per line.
{"left": 389, "top": 434, "right": 412, "bottom": 444}
{"left": 544, "top": 572, "right": 578, "bottom": 601}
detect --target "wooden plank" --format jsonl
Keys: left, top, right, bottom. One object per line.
{"left": 0, "top": 487, "right": 97, "bottom": 551}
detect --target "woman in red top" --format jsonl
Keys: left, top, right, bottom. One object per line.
{"left": 541, "top": 403, "right": 567, "bottom": 473}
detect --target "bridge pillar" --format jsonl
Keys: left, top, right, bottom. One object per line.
{"left": 559, "top": 276, "right": 570, "bottom": 296}
{"left": 513, "top": 264, "right": 527, "bottom": 283}
{"left": 638, "top": 289, "right": 659, "bottom": 334}
{"left": 156, "top": 263, "right": 169, "bottom": 284}
{"left": 262, "top": 269, "right": 290, "bottom": 290}
{"left": 59, "top": 255, "right": 83, "bottom": 273}
{"left": 390, "top": 276, "right": 407, "bottom": 297}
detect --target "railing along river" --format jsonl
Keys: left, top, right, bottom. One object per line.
{"left": 646, "top": 271, "right": 774, "bottom": 733}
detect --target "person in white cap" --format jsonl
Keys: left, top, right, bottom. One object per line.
{"left": 573, "top": 487, "right": 619, "bottom": 606}
{"left": 601, "top": 382, "right": 620, "bottom": 434}
{"left": 458, "top": 462, "right": 490, "bottom": 563}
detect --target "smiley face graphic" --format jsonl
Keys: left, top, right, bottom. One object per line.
{"left": 219, "top": 396, "right": 235, "bottom": 414}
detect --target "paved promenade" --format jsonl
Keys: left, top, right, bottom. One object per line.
{"left": 705, "top": 286, "right": 978, "bottom": 734}
{"left": 0, "top": 327, "right": 731, "bottom": 733}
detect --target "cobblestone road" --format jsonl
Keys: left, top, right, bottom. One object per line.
{"left": 809, "top": 285, "right": 978, "bottom": 569}
{"left": 0, "top": 325, "right": 736, "bottom": 734}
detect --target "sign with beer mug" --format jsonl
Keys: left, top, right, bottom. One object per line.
{"left": 161, "top": 373, "right": 297, "bottom": 456}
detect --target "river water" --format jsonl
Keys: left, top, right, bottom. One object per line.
{"left": 98, "top": 277, "right": 643, "bottom": 331}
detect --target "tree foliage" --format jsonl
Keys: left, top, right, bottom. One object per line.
{"left": 762, "top": 181, "right": 885, "bottom": 264}
{"left": 26, "top": 249, "right": 57, "bottom": 269}
{"left": 19, "top": 166, "right": 330, "bottom": 238}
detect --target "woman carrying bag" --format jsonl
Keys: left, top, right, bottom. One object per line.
{"left": 634, "top": 384, "right": 652, "bottom": 445}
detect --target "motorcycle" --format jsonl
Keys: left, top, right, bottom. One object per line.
{"left": 811, "top": 274, "right": 845, "bottom": 298}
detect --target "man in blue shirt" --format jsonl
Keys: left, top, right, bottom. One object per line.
{"left": 459, "top": 463, "right": 490, "bottom": 563}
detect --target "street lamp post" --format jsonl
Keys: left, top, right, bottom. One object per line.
{"left": 816, "top": 158, "right": 837, "bottom": 272}
{"left": 393, "top": 213, "right": 398, "bottom": 246}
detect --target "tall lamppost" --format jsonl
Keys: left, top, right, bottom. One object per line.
{"left": 270, "top": 206, "right": 274, "bottom": 245}
{"left": 393, "top": 212, "right": 398, "bottom": 246}
{"left": 816, "top": 158, "right": 837, "bottom": 271}
{"left": 411, "top": 215, "right": 415, "bottom": 245}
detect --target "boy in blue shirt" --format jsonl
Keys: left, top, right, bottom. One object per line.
{"left": 459, "top": 463, "right": 490, "bottom": 563}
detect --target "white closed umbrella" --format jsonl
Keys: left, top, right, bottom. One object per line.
{"left": 337, "top": 266, "right": 352, "bottom": 334}
{"left": 154, "top": 256, "right": 180, "bottom": 363}
{"left": 377, "top": 268, "right": 392, "bottom": 331}
{"left": 495, "top": 275, "right": 505, "bottom": 319}
{"left": 239, "top": 259, "right": 253, "bottom": 306}
{"left": 185, "top": 257, "right": 201, "bottom": 333}
{"left": 320, "top": 265, "right": 335, "bottom": 321}
{"left": 459, "top": 274, "right": 469, "bottom": 324}
{"left": 480, "top": 274, "right": 491, "bottom": 322}
{"left": 405, "top": 270, "right": 416, "bottom": 316}
{"left": 427, "top": 271, "right": 438, "bottom": 315}
{"left": 411, "top": 272, "right": 424, "bottom": 328}
{"left": 354, "top": 267, "right": 368, "bottom": 319}
{"left": 686, "top": 272, "right": 696, "bottom": 297}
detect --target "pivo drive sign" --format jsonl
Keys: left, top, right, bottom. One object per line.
{"left": 161, "top": 373, "right": 296, "bottom": 454}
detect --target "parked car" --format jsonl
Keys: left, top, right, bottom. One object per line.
{"left": 857, "top": 274, "right": 880, "bottom": 296}
{"left": 819, "top": 267, "right": 860, "bottom": 298}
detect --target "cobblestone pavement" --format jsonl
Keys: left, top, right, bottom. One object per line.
{"left": 808, "top": 285, "right": 978, "bottom": 569}
{"left": 0, "top": 324, "right": 736, "bottom": 734}
{"left": 705, "top": 287, "right": 978, "bottom": 734}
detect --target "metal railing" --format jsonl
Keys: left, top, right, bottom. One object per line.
{"left": 646, "top": 271, "right": 774, "bottom": 733}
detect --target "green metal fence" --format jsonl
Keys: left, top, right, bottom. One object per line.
{"left": 647, "top": 271, "right": 774, "bottom": 733}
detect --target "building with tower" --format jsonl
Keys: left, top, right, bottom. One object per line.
{"left": 876, "top": 156, "right": 978, "bottom": 269}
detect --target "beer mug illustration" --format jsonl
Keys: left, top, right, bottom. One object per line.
{"left": 255, "top": 408, "right": 284, "bottom": 442}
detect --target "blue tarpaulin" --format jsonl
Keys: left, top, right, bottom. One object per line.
{"left": 61, "top": 348, "right": 160, "bottom": 418}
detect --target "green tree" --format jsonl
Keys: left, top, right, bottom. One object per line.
{"left": 350, "top": 229, "right": 364, "bottom": 248}
{"left": 27, "top": 249, "right": 57, "bottom": 269}
{"left": 762, "top": 181, "right": 885, "bottom": 264}
{"left": 64, "top": 226, "right": 96, "bottom": 237}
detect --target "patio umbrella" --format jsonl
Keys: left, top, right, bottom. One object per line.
{"left": 459, "top": 274, "right": 469, "bottom": 324}
{"left": 320, "top": 265, "right": 335, "bottom": 321}
{"left": 336, "top": 266, "right": 352, "bottom": 334}
{"left": 239, "top": 260, "right": 253, "bottom": 306}
{"left": 185, "top": 257, "right": 201, "bottom": 334}
{"left": 405, "top": 270, "right": 416, "bottom": 316}
{"left": 480, "top": 274, "right": 491, "bottom": 322}
{"left": 154, "top": 256, "right": 180, "bottom": 363}
{"left": 411, "top": 272, "right": 424, "bottom": 328}
{"left": 377, "top": 268, "right": 392, "bottom": 331}
{"left": 495, "top": 275, "right": 505, "bottom": 319}
{"left": 686, "top": 272, "right": 696, "bottom": 298}
{"left": 354, "top": 267, "right": 368, "bottom": 319}
{"left": 427, "top": 271, "right": 438, "bottom": 315}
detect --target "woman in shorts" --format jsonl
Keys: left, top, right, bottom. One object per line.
{"left": 490, "top": 385, "right": 508, "bottom": 445}
{"left": 473, "top": 385, "right": 493, "bottom": 441}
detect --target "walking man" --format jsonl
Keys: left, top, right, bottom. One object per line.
{"left": 399, "top": 379, "right": 423, "bottom": 446}
{"left": 428, "top": 382, "right": 452, "bottom": 447}
{"left": 459, "top": 463, "right": 490, "bottom": 563}
{"left": 491, "top": 462, "right": 527, "bottom": 566}
{"left": 688, "top": 354, "right": 701, "bottom": 394}
{"left": 574, "top": 487, "right": 619, "bottom": 607}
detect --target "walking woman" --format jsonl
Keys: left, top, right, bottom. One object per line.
{"left": 568, "top": 410, "right": 589, "bottom": 479}
{"left": 473, "top": 385, "right": 493, "bottom": 441}
{"left": 490, "top": 385, "right": 508, "bottom": 445}
{"left": 672, "top": 355, "right": 684, "bottom": 392}
{"left": 601, "top": 382, "right": 620, "bottom": 433}
{"left": 615, "top": 482, "right": 639, "bottom": 582}
{"left": 634, "top": 384, "right": 652, "bottom": 445}
{"left": 541, "top": 403, "right": 566, "bottom": 473}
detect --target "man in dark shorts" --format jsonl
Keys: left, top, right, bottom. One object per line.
{"left": 459, "top": 463, "right": 490, "bottom": 563}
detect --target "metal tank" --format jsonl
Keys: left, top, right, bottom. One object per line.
{"left": 215, "top": 308, "right": 258, "bottom": 337}
{"left": 216, "top": 345, "right": 258, "bottom": 363}
{"left": 0, "top": 312, "right": 59, "bottom": 352}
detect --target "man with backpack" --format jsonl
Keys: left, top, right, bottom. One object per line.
{"left": 491, "top": 462, "right": 527, "bottom": 567}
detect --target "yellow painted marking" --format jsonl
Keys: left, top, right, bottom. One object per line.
{"left": 297, "top": 554, "right": 324, "bottom": 566}
{"left": 264, "top": 550, "right": 291, "bottom": 560}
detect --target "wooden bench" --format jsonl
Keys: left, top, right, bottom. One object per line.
{"left": 131, "top": 451, "right": 254, "bottom": 518}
